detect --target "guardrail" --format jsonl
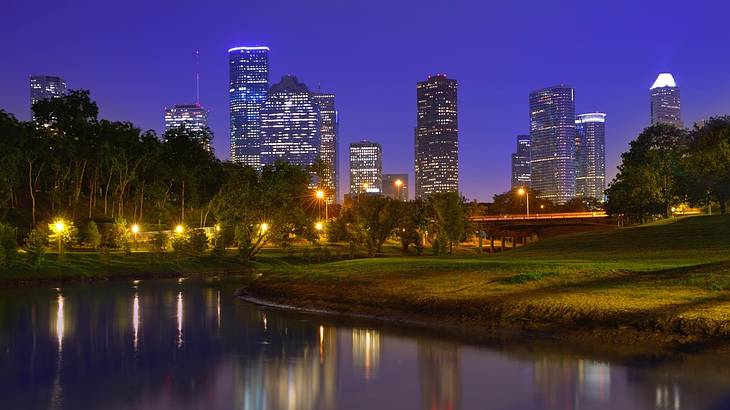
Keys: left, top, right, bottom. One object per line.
{"left": 470, "top": 211, "right": 608, "bottom": 222}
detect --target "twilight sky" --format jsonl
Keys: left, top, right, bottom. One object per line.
{"left": 2, "top": 0, "right": 729, "bottom": 201}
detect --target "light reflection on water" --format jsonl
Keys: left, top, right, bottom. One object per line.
{"left": 0, "top": 279, "right": 728, "bottom": 410}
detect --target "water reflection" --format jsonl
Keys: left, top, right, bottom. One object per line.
{"left": 0, "top": 279, "right": 729, "bottom": 410}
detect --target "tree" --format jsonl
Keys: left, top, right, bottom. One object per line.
{"left": 394, "top": 199, "right": 427, "bottom": 253}
{"left": 85, "top": 221, "right": 101, "bottom": 249}
{"left": 606, "top": 124, "right": 687, "bottom": 220}
{"left": 682, "top": 117, "right": 730, "bottom": 213}
{"left": 0, "top": 222, "right": 17, "bottom": 267}
{"left": 24, "top": 229, "right": 47, "bottom": 267}
{"left": 429, "top": 192, "right": 466, "bottom": 254}
{"left": 211, "top": 162, "right": 314, "bottom": 262}
{"left": 338, "top": 195, "right": 399, "bottom": 257}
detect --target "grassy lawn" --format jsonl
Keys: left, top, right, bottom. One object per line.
{"left": 247, "top": 215, "right": 730, "bottom": 345}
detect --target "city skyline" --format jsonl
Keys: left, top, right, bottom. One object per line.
{"left": 3, "top": 1, "right": 729, "bottom": 202}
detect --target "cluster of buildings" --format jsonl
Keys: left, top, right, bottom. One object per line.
{"left": 28, "top": 62, "right": 683, "bottom": 207}
{"left": 510, "top": 73, "right": 682, "bottom": 204}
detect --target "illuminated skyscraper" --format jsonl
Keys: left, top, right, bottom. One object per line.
{"left": 650, "top": 73, "right": 682, "bottom": 128}
{"left": 349, "top": 141, "right": 382, "bottom": 195}
{"left": 414, "top": 75, "right": 459, "bottom": 198}
{"left": 260, "top": 75, "right": 321, "bottom": 168}
{"left": 30, "top": 75, "right": 66, "bottom": 116}
{"left": 229, "top": 46, "right": 269, "bottom": 167}
{"left": 575, "top": 113, "right": 606, "bottom": 201}
{"left": 529, "top": 85, "right": 576, "bottom": 204}
{"left": 382, "top": 174, "right": 409, "bottom": 200}
{"left": 164, "top": 103, "right": 211, "bottom": 150}
{"left": 312, "top": 92, "right": 339, "bottom": 203}
{"left": 511, "top": 134, "right": 531, "bottom": 189}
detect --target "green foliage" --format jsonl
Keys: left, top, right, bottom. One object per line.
{"left": 681, "top": 117, "right": 730, "bottom": 213}
{"left": 24, "top": 229, "right": 47, "bottom": 266}
{"left": 394, "top": 199, "right": 426, "bottom": 253}
{"left": 428, "top": 192, "right": 466, "bottom": 254}
{"left": 337, "top": 195, "right": 399, "bottom": 257}
{"left": 151, "top": 231, "right": 168, "bottom": 254}
{"left": 187, "top": 229, "right": 210, "bottom": 256}
{"left": 211, "top": 162, "right": 315, "bottom": 261}
{"left": 85, "top": 221, "right": 101, "bottom": 249}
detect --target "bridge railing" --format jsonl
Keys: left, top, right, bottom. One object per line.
{"left": 470, "top": 211, "right": 608, "bottom": 222}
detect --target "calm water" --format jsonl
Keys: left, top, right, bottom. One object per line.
{"left": 1, "top": 279, "right": 729, "bottom": 410}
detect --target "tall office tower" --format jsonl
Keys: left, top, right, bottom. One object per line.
{"left": 575, "top": 113, "right": 607, "bottom": 201}
{"left": 30, "top": 75, "right": 67, "bottom": 116}
{"left": 414, "top": 75, "right": 459, "bottom": 198}
{"left": 650, "top": 73, "right": 682, "bottom": 128}
{"left": 312, "top": 92, "right": 339, "bottom": 204}
{"left": 349, "top": 141, "right": 382, "bottom": 195}
{"left": 164, "top": 104, "right": 211, "bottom": 150}
{"left": 511, "top": 134, "right": 531, "bottom": 189}
{"left": 229, "top": 46, "right": 269, "bottom": 167}
{"left": 259, "top": 75, "right": 321, "bottom": 168}
{"left": 382, "top": 174, "right": 409, "bottom": 200}
{"left": 529, "top": 85, "right": 577, "bottom": 204}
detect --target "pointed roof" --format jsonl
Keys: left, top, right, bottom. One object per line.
{"left": 650, "top": 73, "right": 677, "bottom": 89}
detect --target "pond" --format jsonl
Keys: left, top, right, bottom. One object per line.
{"left": 0, "top": 278, "right": 728, "bottom": 409}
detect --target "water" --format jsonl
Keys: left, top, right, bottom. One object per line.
{"left": 0, "top": 279, "right": 728, "bottom": 410}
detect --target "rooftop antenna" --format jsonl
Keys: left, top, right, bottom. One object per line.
{"left": 195, "top": 49, "right": 200, "bottom": 105}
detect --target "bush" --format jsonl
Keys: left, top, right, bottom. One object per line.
{"left": 151, "top": 231, "right": 168, "bottom": 254}
{"left": 24, "top": 229, "right": 47, "bottom": 267}
{"left": 0, "top": 223, "right": 17, "bottom": 267}
{"left": 187, "top": 230, "right": 209, "bottom": 256}
{"left": 85, "top": 221, "right": 101, "bottom": 249}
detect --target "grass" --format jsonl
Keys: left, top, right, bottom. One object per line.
{"left": 245, "top": 215, "right": 730, "bottom": 347}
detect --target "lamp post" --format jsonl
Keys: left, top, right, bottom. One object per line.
{"left": 131, "top": 224, "right": 140, "bottom": 250}
{"left": 395, "top": 179, "right": 403, "bottom": 200}
{"left": 518, "top": 188, "right": 530, "bottom": 216}
{"left": 52, "top": 219, "right": 66, "bottom": 261}
{"left": 315, "top": 190, "right": 328, "bottom": 220}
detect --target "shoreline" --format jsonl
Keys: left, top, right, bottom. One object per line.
{"left": 241, "top": 281, "right": 730, "bottom": 353}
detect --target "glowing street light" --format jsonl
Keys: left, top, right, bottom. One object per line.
{"left": 260, "top": 223, "right": 269, "bottom": 234}
{"left": 215, "top": 224, "right": 221, "bottom": 232}
{"left": 315, "top": 189, "right": 328, "bottom": 219}
{"left": 315, "top": 222, "right": 324, "bottom": 231}
{"left": 131, "top": 224, "right": 140, "bottom": 235}
{"left": 517, "top": 187, "right": 530, "bottom": 216}
{"left": 395, "top": 179, "right": 403, "bottom": 200}
{"left": 51, "top": 218, "right": 66, "bottom": 260}
{"left": 175, "top": 224, "right": 184, "bottom": 234}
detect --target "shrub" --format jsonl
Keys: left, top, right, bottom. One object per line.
{"left": 85, "top": 221, "right": 101, "bottom": 249}
{"left": 151, "top": 231, "right": 168, "bottom": 254}
{"left": 187, "top": 230, "right": 209, "bottom": 256}
{"left": 24, "top": 229, "right": 47, "bottom": 267}
{"left": 0, "top": 223, "right": 17, "bottom": 267}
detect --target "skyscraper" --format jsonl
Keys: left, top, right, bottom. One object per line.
{"left": 382, "top": 174, "right": 409, "bottom": 200}
{"left": 529, "top": 85, "right": 576, "bottom": 204}
{"left": 414, "top": 75, "right": 459, "bottom": 198}
{"left": 164, "top": 103, "right": 211, "bottom": 150}
{"left": 650, "top": 73, "right": 682, "bottom": 128}
{"left": 312, "top": 92, "right": 339, "bottom": 204}
{"left": 260, "top": 75, "right": 321, "bottom": 168}
{"left": 229, "top": 46, "right": 269, "bottom": 167}
{"left": 349, "top": 141, "right": 382, "bottom": 195}
{"left": 30, "top": 75, "right": 66, "bottom": 115}
{"left": 511, "top": 134, "right": 531, "bottom": 189}
{"left": 575, "top": 113, "right": 607, "bottom": 201}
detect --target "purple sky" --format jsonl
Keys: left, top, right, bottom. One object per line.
{"left": 2, "top": 0, "right": 730, "bottom": 201}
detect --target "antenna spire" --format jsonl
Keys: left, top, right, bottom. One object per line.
{"left": 195, "top": 49, "right": 200, "bottom": 105}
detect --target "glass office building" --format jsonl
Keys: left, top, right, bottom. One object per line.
{"left": 259, "top": 75, "right": 321, "bottom": 168}
{"left": 511, "top": 134, "right": 531, "bottom": 189}
{"left": 30, "top": 75, "right": 66, "bottom": 118}
{"left": 575, "top": 113, "right": 606, "bottom": 201}
{"left": 414, "top": 75, "right": 459, "bottom": 198}
{"left": 650, "top": 73, "right": 682, "bottom": 128}
{"left": 529, "top": 85, "right": 576, "bottom": 204}
{"left": 311, "top": 92, "right": 339, "bottom": 204}
{"left": 229, "top": 46, "right": 269, "bottom": 167}
{"left": 349, "top": 141, "right": 382, "bottom": 195}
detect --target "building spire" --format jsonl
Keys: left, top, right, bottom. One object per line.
{"left": 195, "top": 49, "right": 200, "bottom": 105}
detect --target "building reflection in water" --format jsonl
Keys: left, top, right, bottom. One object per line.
{"left": 235, "top": 325, "right": 338, "bottom": 410}
{"left": 532, "top": 357, "right": 613, "bottom": 409}
{"left": 418, "top": 341, "right": 460, "bottom": 410}
{"left": 352, "top": 328, "right": 381, "bottom": 382}
{"left": 132, "top": 292, "right": 140, "bottom": 352}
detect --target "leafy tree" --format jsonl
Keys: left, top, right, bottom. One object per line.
{"left": 606, "top": 124, "right": 687, "bottom": 220}
{"left": 682, "top": 117, "right": 730, "bottom": 213}
{"left": 337, "top": 195, "right": 399, "bottom": 257}
{"left": 394, "top": 199, "right": 427, "bottom": 253}
{"left": 0, "top": 223, "right": 16, "bottom": 267}
{"left": 151, "top": 231, "right": 168, "bottom": 254}
{"left": 211, "top": 162, "right": 314, "bottom": 262}
{"left": 428, "top": 192, "right": 466, "bottom": 254}
{"left": 85, "top": 221, "right": 101, "bottom": 249}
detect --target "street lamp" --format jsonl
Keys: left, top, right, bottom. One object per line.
{"left": 517, "top": 187, "right": 530, "bottom": 216}
{"left": 315, "top": 189, "right": 328, "bottom": 220}
{"left": 175, "top": 224, "right": 184, "bottom": 234}
{"left": 260, "top": 223, "right": 269, "bottom": 234}
{"left": 131, "top": 224, "right": 140, "bottom": 249}
{"left": 51, "top": 218, "right": 66, "bottom": 260}
{"left": 395, "top": 179, "right": 403, "bottom": 200}
{"left": 315, "top": 222, "right": 324, "bottom": 231}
